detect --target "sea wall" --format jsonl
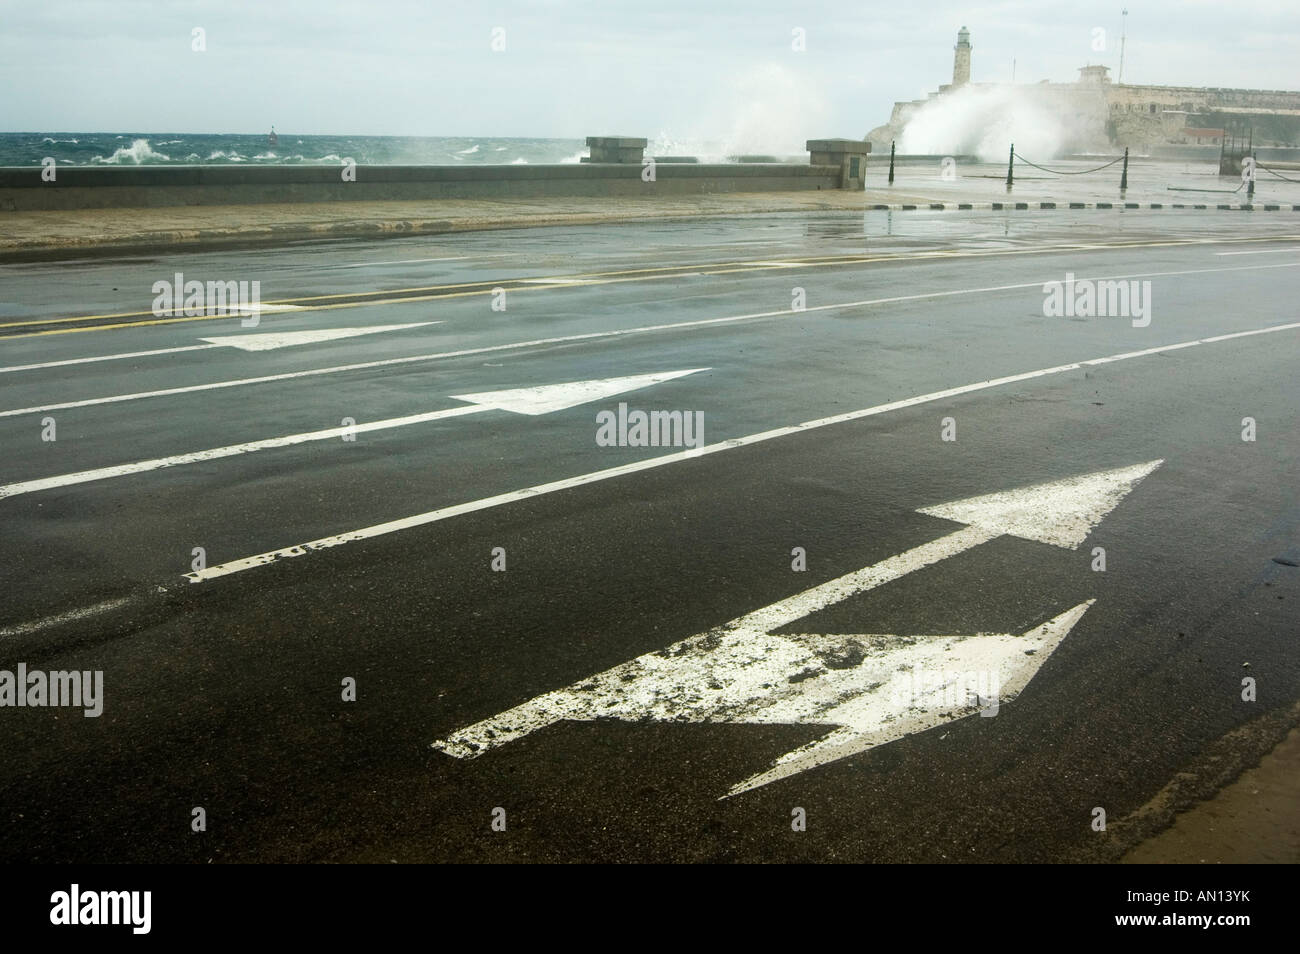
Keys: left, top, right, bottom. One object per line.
{"left": 0, "top": 162, "right": 842, "bottom": 212}
{"left": 0, "top": 136, "right": 874, "bottom": 211}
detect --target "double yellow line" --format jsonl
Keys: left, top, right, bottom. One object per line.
{"left": 4, "top": 234, "right": 1297, "bottom": 340}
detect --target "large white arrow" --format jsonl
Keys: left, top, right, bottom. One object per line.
{"left": 0, "top": 368, "right": 708, "bottom": 500}
{"left": 431, "top": 460, "right": 1163, "bottom": 796}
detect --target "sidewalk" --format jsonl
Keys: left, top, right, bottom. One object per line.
{"left": 1116, "top": 700, "right": 1300, "bottom": 864}
{"left": 1123, "top": 725, "right": 1300, "bottom": 864}
{"left": 0, "top": 192, "right": 877, "bottom": 261}
{"left": 6, "top": 159, "right": 1297, "bottom": 261}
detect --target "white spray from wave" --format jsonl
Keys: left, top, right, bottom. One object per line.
{"left": 717, "top": 63, "right": 830, "bottom": 156}
{"left": 92, "top": 138, "right": 170, "bottom": 164}
{"left": 899, "top": 85, "right": 1078, "bottom": 162}
{"left": 649, "top": 63, "right": 831, "bottom": 161}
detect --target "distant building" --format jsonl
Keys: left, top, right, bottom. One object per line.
{"left": 867, "top": 28, "right": 1300, "bottom": 154}
{"left": 1077, "top": 65, "right": 1111, "bottom": 86}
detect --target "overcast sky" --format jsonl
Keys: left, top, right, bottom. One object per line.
{"left": 2, "top": 0, "right": 1297, "bottom": 148}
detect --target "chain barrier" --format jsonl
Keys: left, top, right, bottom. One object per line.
{"left": 1011, "top": 152, "right": 1126, "bottom": 175}
{"left": 1257, "top": 163, "right": 1300, "bottom": 184}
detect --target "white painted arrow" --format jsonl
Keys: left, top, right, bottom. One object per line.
{"left": 197, "top": 322, "right": 436, "bottom": 352}
{"left": 0, "top": 323, "right": 441, "bottom": 375}
{"left": 449, "top": 368, "right": 704, "bottom": 415}
{"left": 0, "top": 368, "right": 709, "bottom": 500}
{"left": 431, "top": 460, "right": 1163, "bottom": 795}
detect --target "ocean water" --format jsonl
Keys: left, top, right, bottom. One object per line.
{"left": 0, "top": 133, "right": 589, "bottom": 167}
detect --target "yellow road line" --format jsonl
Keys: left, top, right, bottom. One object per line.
{"left": 6, "top": 233, "right": 1299, "bottom": 340}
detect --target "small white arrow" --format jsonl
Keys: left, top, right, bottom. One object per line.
{"left": 449, "top": 368, "right": 706, "bottom": 415}
{"left": 0, "top": 323, "right": 442, "bottom": 375}
{"left": 431, "top": 460, "right": 1163, "bottom": 795}
{"left": 198, "top": 322, "right": 437, "bottom": 351}
{"left": 0, "top": 369, "right": 709, "bottom": 500}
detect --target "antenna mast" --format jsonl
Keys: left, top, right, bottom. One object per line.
{"left": 1118, "top": 9, "right": 1128, "bottom": 84}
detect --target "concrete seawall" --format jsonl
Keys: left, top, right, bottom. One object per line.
{"left": 0, "top": 162, "right": 843, "bottom": 211}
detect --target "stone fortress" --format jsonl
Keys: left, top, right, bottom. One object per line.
{"left": 867, "top": 27, "right": 1300, "bottom": 156}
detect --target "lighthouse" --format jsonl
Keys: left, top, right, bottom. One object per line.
{"left": 952, "top": 26, "right": 971, "bottom": 87}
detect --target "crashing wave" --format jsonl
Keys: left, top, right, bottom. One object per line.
{"left": 92, "top": 138, "right": 170, "bottom": 164}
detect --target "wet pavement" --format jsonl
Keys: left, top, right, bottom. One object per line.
{"left": 0, "top": 205, "right": 1297, "bottom": 861}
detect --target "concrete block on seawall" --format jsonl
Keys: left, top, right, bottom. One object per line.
{"left": 582, "top": 137, "right": 648, "bottom": 164}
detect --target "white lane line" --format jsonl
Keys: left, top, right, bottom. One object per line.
{"left": 328, "top": 256, "right": 471, "bottom": 269}
{"left": 0, "top": 406, "right": 483, "bottom": 500}
{"left": 1214, "top": 247, "right": 1300, "bottom": 256}
{"left": 5, "top": 260, "right": 1297, "bottom": 420}
{"left": 0, "top": 370, "right": 706, "bottom": 499}
{"left": 186, "top": 318, "right": 1300, "bottom": 582}
{"left": 0, "top": 596, "right": 133, "bottom": 637}
{"left": 0, "top": 344, "right": 220, "bottom": 375}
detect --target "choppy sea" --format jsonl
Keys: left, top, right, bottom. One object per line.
{"left": 0, "top": 133, "right": 589, "bottom": 167}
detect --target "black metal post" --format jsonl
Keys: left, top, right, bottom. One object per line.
{"left": 1120, "top": 146, "right": 1129, "bottom": 191}
{"left": 1006, "top": 143, "right": 1014, "bottom": 190}
{"left": 888, "top": 140, "right": 895, "bottom": 185}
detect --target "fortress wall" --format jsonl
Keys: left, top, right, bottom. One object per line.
{"left": 1106, "top": 85, "right": 1300, "bottom": 114}
{"left": 870, "top": 28, "right": 1300, "bottom": 152}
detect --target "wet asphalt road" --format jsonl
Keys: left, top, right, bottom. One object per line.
{"left": 1, "top": 209, "right": 1298, "bottom": 862}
